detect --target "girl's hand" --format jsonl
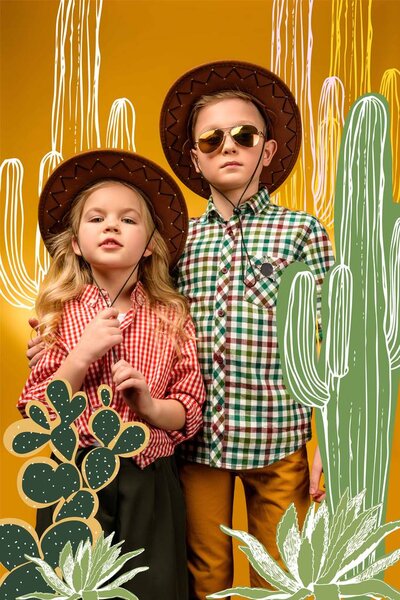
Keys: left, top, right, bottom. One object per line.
{"left": 112, "top": 359, "right": 186, "bottom": 430}
{"left": 73, "top": 307, "right": 123, "bottom": 366}
{"left": 112, "top": 359, "right": 155, "bottom": 419}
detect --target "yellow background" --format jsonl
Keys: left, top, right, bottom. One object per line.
{"left": 1, "top": 0, "right": 399, "bottom": 589}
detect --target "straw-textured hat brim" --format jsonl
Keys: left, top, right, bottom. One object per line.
{"left": 39, "top": 150, "right": 188, "bottom": 267}
{"left": 160, "top": 60, "right": 302, "bottom": 197}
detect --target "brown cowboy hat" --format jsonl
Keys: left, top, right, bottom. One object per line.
{"left": 160, "top": 60, "right": 302, "bottom": 198}
{"left": 39, "top": 149, "right": 188, "bottom": 267}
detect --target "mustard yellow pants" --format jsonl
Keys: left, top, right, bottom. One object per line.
{"left": 178, "top": 446, "right": 310, "bottom": 600}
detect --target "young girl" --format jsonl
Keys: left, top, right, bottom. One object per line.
{"left": 18, "top": 149, "right": 206, "bottom": 600}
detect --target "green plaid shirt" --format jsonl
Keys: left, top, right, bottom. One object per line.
{"left": 176, "top": 187, "right": 334, "bottom": 469}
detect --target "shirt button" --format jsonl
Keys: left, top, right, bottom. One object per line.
{"left": 216, "top": 404, "right": 222, "bottom": 412}
{"left": 217, "top": 309, "right": 225, "bottom": 317}
{"left": 214, "top": 353, "right": 224, "bottom": 365}
{"left": 221, "top": 266, "right": 228, "bottom": 274}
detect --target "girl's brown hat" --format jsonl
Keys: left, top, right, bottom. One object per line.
{"left": 160, "top": 60, "right": 302, "bottom": 198}
{"left": 39, "top": 150, "right": 188, "bottom": 267}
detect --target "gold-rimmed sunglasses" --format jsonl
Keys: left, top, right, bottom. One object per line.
{"left": 194, "top": 124, "right": 265, "bottom": 154}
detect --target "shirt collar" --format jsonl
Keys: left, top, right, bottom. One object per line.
{"left": 78, "top": 281, "right": 147, "bottom": 308}
{"left": 202, "top": 186, "right": 271, "bottom": 222}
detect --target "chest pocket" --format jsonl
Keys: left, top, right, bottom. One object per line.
{"left": 243, "top": 255, "right": 291, "bottom": 310}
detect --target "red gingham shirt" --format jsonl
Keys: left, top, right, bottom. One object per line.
{"left": 18, "top": 283, "right": 206, "bottom": 468}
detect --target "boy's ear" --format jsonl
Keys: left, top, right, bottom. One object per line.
{"left": 71, "top": 237, "right": 81, "bottom": 256}
{"left": 190, "top": 149, "right": 201, "bottom": 174}
{"left": 263, "top": 139, "right": 278, "bottom": 167}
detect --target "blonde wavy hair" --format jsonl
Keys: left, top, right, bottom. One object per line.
{"left": 36, "top": 180, "right": 189, "bottom": 345}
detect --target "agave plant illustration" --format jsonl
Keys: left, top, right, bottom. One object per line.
{"left": 17, "top": 532, "right": 148, "bottom": 600}
{"left": 207, "top": 490, "right": 400, "bottom": 600}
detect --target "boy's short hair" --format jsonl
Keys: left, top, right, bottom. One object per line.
{"left": 160, "top": 61, "right": 302, "bottom": 197}
{"left": 189, "top": 90, "right": 274, "bottom": 145}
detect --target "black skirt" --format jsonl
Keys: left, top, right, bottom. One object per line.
{"left": 36, "top": 450, "right": 188, "bottom": 600}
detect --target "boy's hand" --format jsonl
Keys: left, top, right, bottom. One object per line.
{"left": 27, "top": 318, "right": 45, "bottom": 368}
{"left": 310, "top": 445, "right": 326, "bottom": 502}
{"left": 73, "top": 307, "right": 122, "bottom": 365}
{"left": 112, "top": 359, "right": 154, "bottom": 419}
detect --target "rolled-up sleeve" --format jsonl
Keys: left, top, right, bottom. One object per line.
{"left": 164, "top": 316, "right": 206, "bottom": 444}
{"left": 17, "top": 340, "right": 69, "bottom": 418}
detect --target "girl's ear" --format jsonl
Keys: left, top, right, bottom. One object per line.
{"left": 143, "top": 246, "right": 153, "bottom": 258}
{"left": 190, "top": 149, "right": 201, "bottom": 174}
{"left": 71, "top": 237, "right": 81, "bottom": 256}
{"left": 262, "top": 139, "right": 278, "bottom": 167}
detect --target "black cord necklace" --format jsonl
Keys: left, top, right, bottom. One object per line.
{"left": 76, "top": 227, "right": 156, "bottom": 363}
{"left": 199, "top": 143, "right": 267, "bottom": 287}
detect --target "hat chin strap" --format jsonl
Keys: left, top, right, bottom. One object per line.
{"left": 197, "top": 141, "right": 267, "bottom": 288}
{"left": 76, "top": 227, "right": 156, "bottom": 309}
{"left": 197, "top": 139, "right": 266, "bottom": 214}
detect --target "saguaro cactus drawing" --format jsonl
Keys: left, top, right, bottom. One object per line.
{"left": 208, "top": 93, "right": 400, "bottom": 600}
{"left": 277, "top": 93, "right": 400, "bottom": 545}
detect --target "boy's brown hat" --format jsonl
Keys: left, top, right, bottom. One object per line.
{"left": 160, "top": 60, "right": 302, "bottom": 198}
{"left": 39, "top": 150, "right": 188, "bottom": 267}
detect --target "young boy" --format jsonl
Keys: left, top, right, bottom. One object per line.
{"left": 160, "top": 61, "right": 334, "bottom": 598}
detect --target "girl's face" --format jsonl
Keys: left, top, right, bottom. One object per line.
{"left": 72, "top": 182, "right": 152, "bottom": 281}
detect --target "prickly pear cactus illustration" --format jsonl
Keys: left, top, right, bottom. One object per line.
{"left": 5, "top": 380, "right": 86, "bottom": 462}
{"left": 0, "top": 518, "right": 95, "bottom": 599}
{"left": 83, "top": 385, "right": 150, "bottom": 490}
{"left": 1, "top": 380, "right": 150, "bottom": 599}
{"left": 276, "top": 93, "right": 400, "bottom": 573}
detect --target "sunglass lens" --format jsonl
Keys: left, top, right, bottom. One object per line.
{"left": 196, "top": 125, "right": 261, "bottom": 153}
{"left": 198, "top": 129, "right": 224, "bottom": 153}
{"left": 231, "top": 125, "right": 260, "bottom": 147}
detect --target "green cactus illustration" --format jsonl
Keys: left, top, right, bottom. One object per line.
{"left": 5, "top": 380, "right": 86, "bottom": 463}
{"left": 54, "top": 490, "right": 97, "bottom": 522}
{"left": 0, "top": 522, "right": 51, "bottom": 598}
{"left": 0, "top": 523, "right": 40, "bottom": 571}
{"left": 111, "top": 427, "right": 148, "bottom": 455}
{"left": 1, "top": 380, "right": 150, "bottom": 598}
{"left": 0, "top": 562, "right": 52, "bottom": 599}
{"left": 0, "top": 519, "right": 94, "bottom": 599}
{"left": 82, "top": 385, "right": 150, "bottom": 491}
{"left": 20, "top": 461, "right": 82, "bottom": 506}
{"left": 17, "top": 533, "right": 148, "bottom": 600}
{"left": 91, "top": 410, "right": 121, "bottom": 447}
{"left": 82, "top": 448, "right": 117, "bottom": 491}
{"left": 207, "top": 491, "right": 400, "bottom": 600}
{"left": 276, "top": 93, "right": 400, "bottom": 542}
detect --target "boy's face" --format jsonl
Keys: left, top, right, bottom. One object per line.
{"left": 191, "top": 98, "right": 277, "bottom": 198}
